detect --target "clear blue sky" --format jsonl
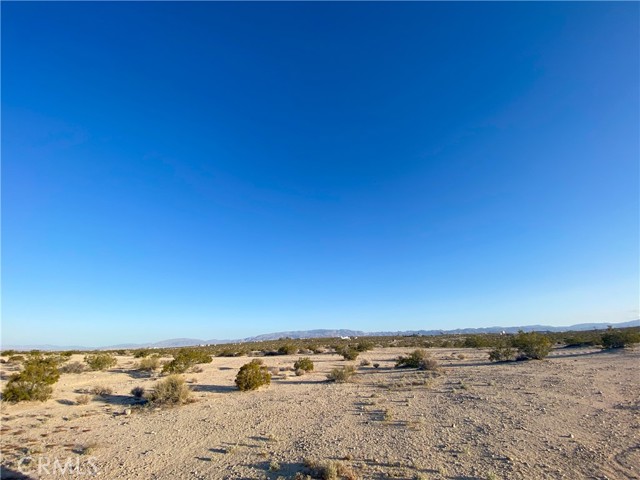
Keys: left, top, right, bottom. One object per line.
{"left": 3, "top": 2, "right": 638, "bottom": 347}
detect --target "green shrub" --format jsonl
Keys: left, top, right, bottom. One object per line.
{"left": 162, "top": 349, "right": 212, "bottom": 374}
{"left": 235, "top": 359, "right": 271, "bottom": 391}
{"left": 488, "top": 344, "right": 517, "bottom": 362}
{"left": 84, "top": 353, "right": 117, "bottom": 371}
{"left": 294, "top": 357, "right": 314, "bottom": 372}
{"left": 326, "top": 366, "right": 356, "bottom": 383}
{"left": 147, "top": 375, "right": 191, "bottom": 406}
{"left": 395, "top": 349, "right": 438, "bottom": 370}
{"left": 355, "top": 341, "right": 374, "bottom": 352}
{"left": 512, "top": 331, "right": 552, "bottom": 360}
{"left": 133, "top": 349, "right": 152, "bottom": 358}
{"left": 278, "top": 344, "right": 298, "bottom": 355}
{"left": 601, "top": 328, "right": 640, "bottom": 349}
{"left": 2, "top": 356, "right": 60, "bottom": 402}
{"left": 338, "top": 347, "right": 359, "bottom": 361}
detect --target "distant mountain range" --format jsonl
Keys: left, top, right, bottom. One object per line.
{"left": 3, "top": 320, "right": 638, "bottom": 351}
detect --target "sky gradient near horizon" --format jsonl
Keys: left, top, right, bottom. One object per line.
{"left": 3, "top": 2, "right": 639, "bottom": 347}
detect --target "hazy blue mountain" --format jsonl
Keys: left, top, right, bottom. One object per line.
{"left": 3, "top": 320, "right": 637, "bottom": 351}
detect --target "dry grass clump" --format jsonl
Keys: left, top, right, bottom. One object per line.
{"left": 147, "top": 375, "right": 191, "bottom": 406}
{"left": 90, "top": 385, "right": 113, "bottom": 397}
{"left": 136, "top": 355, "right": 161, "bottom": 372}
{"left": 76, "top": 394, "right": 91, "bottom": 405}
{"left": 59, "top": 361, "right": 87, "bottom": 374}
{"left": 303, "top": 458, "right": 358, "bottom": 480}
{"left": 326, "top": 366, "right": 356, "bottom": 383}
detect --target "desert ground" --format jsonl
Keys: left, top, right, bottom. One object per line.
{"left": 1, "top": 346, "right": 638, "bottom": 480}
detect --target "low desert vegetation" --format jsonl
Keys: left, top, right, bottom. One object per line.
{"left": 488, "top": 342, "right": 517, "bottom": 362}
{"left": 131, "top": 386, "right": 145, "bottom": 398}
{"left": 338, "top": 347, "right": 359, "bottom": 361}
{"left": 59, "top": 361, "right": 87, "bottom": 374}
{"left": 7, "top": 355, "right": 25, "bottom": 364}
{"left": 162, "top": 348, "right": 212, "bottom": 374}
{"left": 326, "top": 365, "right": 356, "bottom": 383}
{"left": 512, "top": 331, "right": 552, "bottom": 360}
{"left": 147, "top": 375, "right": 191, "bottom": 406}
{"left": 395, "top": 349, "right": 439, "bottom": 371}
{"left": 303, "top": 458, "right": 358, "bottom": 480}
{"left": 84, "top": 353, "right": 117, "bottom": 371}
{"left": 76, "top": 394, "right": 91, "bottom": 405}
{"left": 601, "top": 327, "right": 640, "bottom": 349}
{"left": 90, "top": 385, "right": 113, "bottom": 397}
{"left": 294, "top": 357, "right": 314, "bottom": 372}
{"left": 2, "top": 355, "right": 61, "bottom": 402}
{"left": 136, "top": 354, "right": 161, "bottom": 372}
{"left": 278, "top": 344, "right": 298, "bottom": 355}
{"left": 235, "top": 359, "right": 272, "bottom": 391}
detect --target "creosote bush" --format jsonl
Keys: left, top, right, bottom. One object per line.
{"left": 488, "top": 343, "right": 517, "bottom": 362}
{"left": 512, "top": 331, "right": 552, "bottom": 360}
{"left": 338, "top": 347, "right": 359, "bottom": 361}
{"left": 235, "top": 359, "right": 271, "bottom": 391}
{"left": 293, "top": 357, "right": 314, "bottom": 372}
{"left": 395, "top": 349, "right": 439, "bottom": 371}
{"left": 147, "top": 375, "right": 191, "bottom": 406}
{"left": 278, "top": 344, "right": 298, "bottom": 355}
{"left": 2, "top": 355, "right": 61, "bottom": 402}
{"left": 601, "top": 328, "right": 640, "bottom": 349}
{"left": 162, "top": 348, "right": 212, "bottom": 374}
{"left": 326, "top": 366, "right": 356, "bottom": 383}
{"left": 84, "top": 353, "right": 117, "bottom": 371}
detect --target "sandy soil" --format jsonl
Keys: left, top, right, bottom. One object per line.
{"left": 1, "top": 346, "right": 638, "bottom": 480}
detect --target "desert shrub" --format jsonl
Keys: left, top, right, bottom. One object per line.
{"left": 90, "top": 385, "right": 113, "bottom": 397}
{"left": 359, "top": 359, "right": 371, "bottom": 367}
{"left": 1, "top": 350, "right": 17, "bottom": 357}
{"left": 303, "top": 459, "right": 355, "bottom": 480}
{"left": 130, "top": 386, "right": 145, "bottom": 398}
{"left": 7, "top": 355, "right": 25, "bottom": 364}
{"left": 76, "top": 394, "right": 91, "bottom": 405}
{"left": 136, "top": 355, "right": 161, "bottom": 372}
{"left": 162, "top": 349, "right": 212, "bottom": 374}
{"left": 59, "top": 361, "right": 87, "bottom": 374}
{"left": 338, "top": 347, "right": 359, "bottom": 361}
{"left": 147, "top": 375, "right": 191, "bottom": 406}
{"left": 278, "top": 344, "right": 298, "bottom": 355}
{"left": 294, "top": 357, "right": 314, "bottom": 372}
{"left": 133, "top": 349, "right": 152, "bottom": 358}
{"left": 235, "top": 360, "right": 271, "bottom": 391}
{"left": 463, "top": 336, "right": 489, "bottom": 348}
{"left": 395, "top": 349, "right": 439, "bottom": 370}
{"left": 601, "top": 328, "right": 640, "bottom": 349}
{"left": 326, "top": 366, "right": 356, "bottom": 383}
{"left": 373, "top": 363, "right": 380, "bottom": 369}
{"left": 295, "top": 368, "right": 305, "bottom": 376}
{"left": 84, "top": 353, "right": 117, "bottom": 371}
{"left": 2, "top": 356, "right": 61, "bottom": 402}
{"left": 355, "top": 341, "right": 374, "bottom": 352}
{"left": 488, "top": 344, "right": 517, "bottom": 362}
{"left": 512, "top": 331, "right": 552, "bottom": 360}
